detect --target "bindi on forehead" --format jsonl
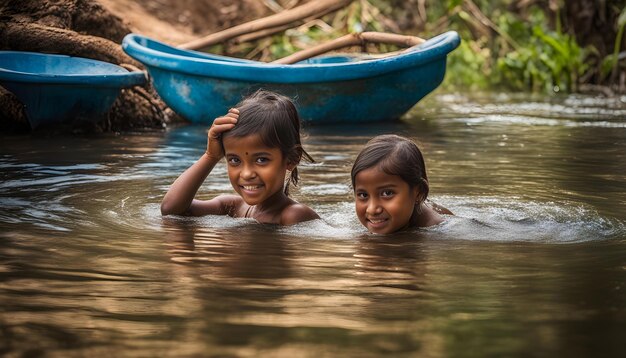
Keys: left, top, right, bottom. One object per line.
{"left": 245, "top": 152, "right": 248, "bottom": 155}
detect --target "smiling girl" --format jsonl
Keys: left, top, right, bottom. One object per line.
{"left": 161, "top": 90, "right": 319, "bottom": 225}
{"left": 351, "top": 134, "right": 452, "bottom": 234}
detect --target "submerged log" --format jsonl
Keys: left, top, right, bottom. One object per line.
{"left": 0, "top": 0, "right": 171, "bottom": 133}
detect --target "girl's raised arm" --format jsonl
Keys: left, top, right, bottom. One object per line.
{"left": 160, "top": 109, "right": 239, "bottom": 216}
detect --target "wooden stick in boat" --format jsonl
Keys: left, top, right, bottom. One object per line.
{"left": 272, "top": 32, "right": 426, "bottom": 64}
{"left": 179, "top": 0, "right": 354, "bottom": 50}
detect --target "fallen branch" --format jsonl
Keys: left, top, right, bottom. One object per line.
{"left": 179, "top": 0, "right": 353, "bottom": 50}
{"left": 272, "top": 32, "right": 425, "bottom": 64}
{"left": 234, "top": 18, "right": 335, "bottom": 45}
{"left": 233, "top": 23, "right": 297, "bottom": 44}
{"left": 462, "top": 0, "right": 520, "bottom": 50}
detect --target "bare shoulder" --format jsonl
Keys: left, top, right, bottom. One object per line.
{"left": 429, "top": 201, "right": 453, "bottom": 215}
{"left": 280, "top": 203, "right": 320, "bottom": 226}
{"left": 413, "top": 201, "right": 451, "bottom": 227}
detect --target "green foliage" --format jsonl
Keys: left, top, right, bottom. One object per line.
{"left": 601, "top": 6, "right": 626, "bottom": 80}
{"left": 445, "top": 39, "right": 491, "bottom": 90}
{"left": 212, "top": 0, "right": 615, "bottom": 93}
{"left": 269, "top": 34, "right": 297, "bottom": 59}
{"left": 446, "top": 0, "right": 463, "bottom": 10}
{"left": 496, "top": 24, "right": 588, "bottom": 92}
{"left": 442, "top": 3, "right": 590, "bottom": 92}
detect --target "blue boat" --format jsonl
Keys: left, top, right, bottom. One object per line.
{"left": 0, "top": 51, "right": 146, "bottom": 129}
{"left": 122, "top": 31, "right": 460, "bottom": 124}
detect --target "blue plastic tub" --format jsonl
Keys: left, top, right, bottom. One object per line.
{"left": 0, "top": 51, "right": 146, "bottom": 129}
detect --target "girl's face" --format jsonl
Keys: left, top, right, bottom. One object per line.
{"left": 223, "top": 134, "right": 293, "bottom": 206}
{"left": 354, "top": 166, "right": 420, "bottom": 234}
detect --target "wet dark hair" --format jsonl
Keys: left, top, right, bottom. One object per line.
{"left": 351, "top": 134, "right": 429, "bottom": 203}
{"left": 222, "top": 89, "right": 313, "bottom": 195}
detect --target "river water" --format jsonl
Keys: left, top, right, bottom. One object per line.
{"left": 1, "top": 93, "right": 625, "bottom": 357}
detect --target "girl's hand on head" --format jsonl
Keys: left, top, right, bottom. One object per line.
{"left": 206, "top": 108, "right": 239, "bottom": 161}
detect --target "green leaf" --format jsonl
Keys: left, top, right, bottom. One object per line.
{"left": 618, "top": 6, "right": 626, "bottom": 27}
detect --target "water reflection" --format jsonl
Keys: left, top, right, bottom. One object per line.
{"left": 159, "top": 219, "right": 438, "bottom": 355}
{"left": 1, "top": 93, "right": 625, "bottom": 356}
{"left": 163, "top": 218, "right": 294, "bottom": 279}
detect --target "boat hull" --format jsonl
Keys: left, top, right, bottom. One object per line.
{"left": 123, "top": 32, "right": 460, "bottom": 124}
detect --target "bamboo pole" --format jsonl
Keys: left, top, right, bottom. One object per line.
{"left": 179, "top": 0, "right": 353, "bottom": 50}
{"left": 233, "top": 23, "right": 296, "bottom": 44}
{"left": 234, "top": 19, "right": 335, "bottom": 44}
{"left": 272, "top": 32, "right": 425, "bottom": 64}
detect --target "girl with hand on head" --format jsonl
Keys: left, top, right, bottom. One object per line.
{"left": 161, "top": 90, "right": 319, "bottom": 225}
{"left": 351, "top": 134, "right": 452, "bottom": 234}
